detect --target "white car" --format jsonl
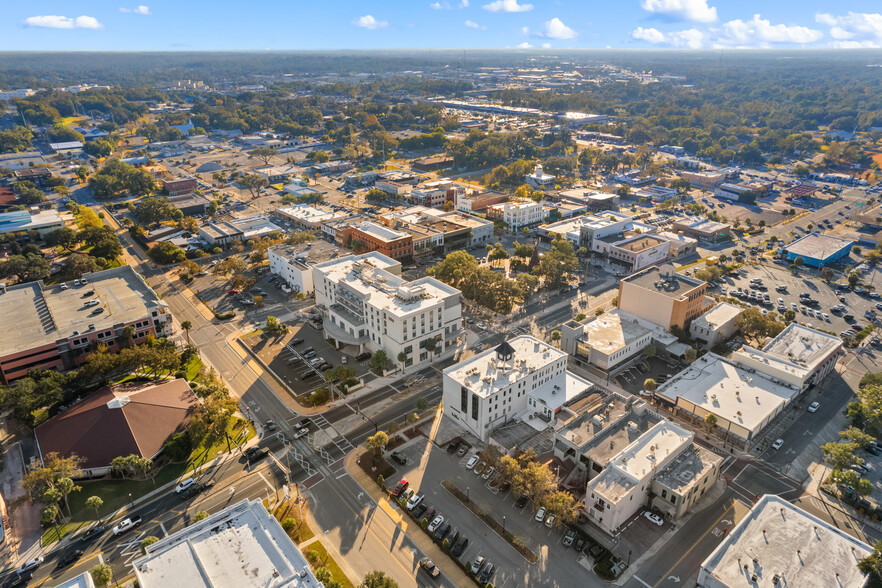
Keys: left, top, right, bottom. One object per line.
{"left": 534, "top": 506, "right": 547, "bottom": 522}
{"left": 428, "top": 515, "right": 444, "bottom": 532}
{"left": 465, "top": 456, "right": 478, "bottom": 470}
{"left": 407, "top": 493, "right": 424, "bottom": 511}
{"left": 771, "top": 438, "right": 785, "bottom": 450}
{"left": 544, "top": 514, "right": 556, "bottom": 528}
{"left": 807, "top": 402, "right": 820, "bottom": 413}
{"left": 174, "top": 478, "right": 196, "bottom": 494}
{"left": 482, "top": 466, "right": 495, "bottom": 481}
{"left": 644, "top": 512, "right": 664, "bottom": 526}
{"left": 293, "top": 427, "right": 309, "bottom": 439}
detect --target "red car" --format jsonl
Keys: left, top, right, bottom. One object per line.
{"left": 229, "top": 289, "right": 240, "bottom": 295}
{"left": 391, "top": 478, "right": 409, "bottom": 497}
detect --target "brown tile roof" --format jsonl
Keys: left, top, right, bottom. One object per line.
{"left": 0, "top": 188, "right": 18, "bottom": 207}
{"left": 35, "top": 379, "right": 199, "bottom": 469}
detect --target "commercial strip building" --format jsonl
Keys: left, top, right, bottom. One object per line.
{"left": 167, "top": 193, "right": 211, "bottom": 217}
{"left": 654, "top": 231, "right": 698, "bottom": 257}
{"left": 636, "top": 185, "right": 678, "bottom": 202}
{"left": 313, "top": 253, "right": 461, "bottom": 371}
{"left": 556, "top": 189, "right": 619, "bottom": 212}
{"left": 134, "top": 499, "right": 322, "bottom": 588}
{"left": 781, "top": 233, "right": 854, "bottom": 267}
{"left": 454, "top": 188, "right": 508, "bottom": 214}
{"left": 197, "top": 216, "right": 283, "bottom": 247}
{"left": 690, "top": 302, "right": 744, "bottom": 349}
{"left": 268, "top": 240, "right": 348, "bottom": 295}
{"left": 339, "top": 221, "right": 413, "bottom": 261}
{"left": 442, "top": 337, "right": 593, "bottom": 443}
{"left": 0, "top": 209, "right": 65, "bottom": 236}
{"left": 0, "top": 266, "right": 172, "bottom": 384}
{"left": 378, "top": 206, "right": 483, "bottom": 254}
{"left": 671, "top": 217, "right": 732, "bottom": 242}
{"left": 617, "top": 265, "right": 711, "bottom": 331}
{"left": 698, "top": 495, "right": 871, "bottom": 588}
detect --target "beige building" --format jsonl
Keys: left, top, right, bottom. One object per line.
{"left": 690, "top": 302, "right": 744, "bottom": 349}
{"left": 569, "top": 311, "right": 652, "bottom": 371}
{"left": 617, "top": 265, "right": 711, "bottom": 331}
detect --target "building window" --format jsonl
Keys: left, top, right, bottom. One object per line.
{"left": 471, "top": 395, "right": 479, "bottom": 421}
{"left": 461, "top": 387, "right": 468, "bottom": 412}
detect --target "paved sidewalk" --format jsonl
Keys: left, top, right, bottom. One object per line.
{"left": 343, "top": 449, "right": 474, "bottom": 587}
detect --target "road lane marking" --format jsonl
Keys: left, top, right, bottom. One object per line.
{"left": 633, "top": 575, "right": 652, "bottom": 588}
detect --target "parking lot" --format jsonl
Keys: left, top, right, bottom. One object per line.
{"left": 383, "top": 437, "right": 666, "bottom": 587}
{"left": 717, "top": 265, "right": 882, "bottom": 340}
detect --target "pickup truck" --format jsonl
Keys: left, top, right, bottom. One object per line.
{"left": 112, "top": 515, "right": 142, "bottom": 536}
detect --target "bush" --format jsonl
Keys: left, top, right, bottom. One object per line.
{"left": 377, "top": 474, "right": 385, "bottom": 487}
{"left": 421, "top": 518, "right": 429, "bottom": 530}
{"left": 442, "top": 537, "right": 450, "bottom": 551}
{"left": 214, "top": 311, "right": 235, "bottom": 320}
{"left": 163, "top": 431, "right": 192, "bottom": 462}
{"left": 281, "top": 518, "right": 297, "bottom": 534}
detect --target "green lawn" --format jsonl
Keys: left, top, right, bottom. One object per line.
{"left": 41, "top": 521, "right": 85, "bottom": 547}
{"left": 307, "top": 540, "right": 355, "bottom": 588}
{"left": 183, "top": 355, "right": 203, "bottom": 381}
{"left": 186, "top": 418, "right": 255, "bottom": 473}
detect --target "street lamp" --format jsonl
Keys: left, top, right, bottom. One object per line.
{"left": 467, "top": 486, "right": 470, "bottom": 501}
{"left": 503, "top": 515, "right": 506, "bottom": 534}
{"left": 128, "top": 493, "right": 134, "bottom": 509}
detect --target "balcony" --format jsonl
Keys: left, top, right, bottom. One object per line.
{"left": 323, "top": 317, "right": 369, "bottom": 346}
{"left": 329, "top": 303, "right": 364, "bottom": 327}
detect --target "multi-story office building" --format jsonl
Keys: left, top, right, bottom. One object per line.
{"left": 0, "top": 266, "right": 172, "bottom": 384}
{"left": 312, "top": 253, "right": 461, "bottom": 371}
{"left": 442, "top": 336, "right": 593, "bottom": 442}
{"left": 617, "top": 265, "right": 710, "bottom": 331}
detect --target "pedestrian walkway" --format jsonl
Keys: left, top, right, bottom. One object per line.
{"left": 343, "top": 450, "right": 475, "bottom": 587}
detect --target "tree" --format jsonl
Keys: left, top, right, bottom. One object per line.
{"left": 397, "top": 351, "right": 407, "bottom": 364}
{"left": 15, "top": 180, "right": 47, "bottom": 205}
{"left": 240, "top": 173, "right": 269, "bottom": 199}
{"left": 140, "top": 535, "right": 159, "bottom": 555}
{"left": 110, "top": 455, "right": 153, "bottom": 480}
{"left": 643, "top": 378, "right": 657, "bottom": 392}
{"left": 416, "top": 397, "right": 428, "bottom": 411}
{"left": 316, "top": 568, "right": 333, "bottom": 585}
{"left": 360, "top": 571, "right": 399, "bottom": 588}
{"left": 44, "top": 227, "right": 80, "bottom": 251}
{"left": 849, "top": 272, "right": 860, "bottom": 289}
{"left": 550, "top": 330, "right": 562, "bottom": 345}
{"left": 193, "top": 511, "right": 210, "bottom": 522}
{"left": 181, "top": 320, "right": 192, "bottom": 344}
{"left": 643, "top": 343, "right": 657, "bottom": 358}
{"left": 189, "top": 394, "right": 238, "bottom": 444}
{"left": 685, "top": 347, "right": 698, "bottom": 363}
{"left": 148, "top": 241, "right": 187, "bottom": 265}
{"left": 265, "top": 316, "right": 289, "bottom": 336}
{"left": 821, "top": 441, "right": 862, "bottom": 470}
{"left": 840, "top": 427, "right": 876, "bottom": 449}
{"left": 536, "top": 237, "right": 579, "bottom": 289}
{"left": 545, "top": 489, "right": 578, "bottom": 524}
{"left": 85, "top": 495, "right": 104, "bottom": 519}
{"left": 829, "top": 469, "right": 873, "bottom": 496}
{"left": 90, "top": 564, "right": 113, "bottom": 587}
{"left": 859, "top": 541, "right": 882, "bottom": 585}
{"left": 365, "top": 431, "right": 389, "bottom": 459}
{"left": 705, "top": 413, "right": 718, "bottom": 432}
{"left": 212, "top": 257, "right": 246, "bottom": 277}
{"left": 83, "top": 139, "right": 114, "bottom": 158}
{"left": 370, "top": 349, "right": 389, "bottom": 374}
{"left": 311, "top": 151, "right": 331, "bottom": 164}
{"left": 249, "top": 148, "right": 279, "bottom": 166}
{"left": 136, "top": 196, "right": 181, "bottom": 226}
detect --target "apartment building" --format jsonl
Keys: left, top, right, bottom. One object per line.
{"left": 442, "top": 336, "right": 593, "bottom": 442}
{"left": 617, "top": 265, "right": 710, "bottom": 331}
{"left": 0, "top": 266, "right": 172, "bottom": 384}
{"left": 312, "top": 253, "right": 461, "bottom": 372}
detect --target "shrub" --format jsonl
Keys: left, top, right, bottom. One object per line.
{"left": 377, "top": 474, "right": 385, "bottom": 487}
{"left": 214, "top": 310, "right": 236, "bottom": 320}
{"left": 421, "top": 518, "right": 429, "bottom": 530}
{"left": 281, "top": 518, "right": 297, "bottom": 534}
{"left": 442, "top": 538, "right": 450, "bottom": 551}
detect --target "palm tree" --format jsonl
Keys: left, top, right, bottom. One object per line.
{"left": 181, "top": 321, "right": 192, "bottom": 344}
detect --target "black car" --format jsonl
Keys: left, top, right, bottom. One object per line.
{"left": 355, "top": 351, "right": 372, "bottom": 361}
{"left": 451, "top": 535, "right": 469, "bottom": 557}
{"left": 56, "top": 549, "right": 84, "bottom": 568}
{"left": 247, "top": 447, "right": 270, "bottom": 464}
{"left": 299, "top": 370, "right": 315, "bottom": 379}
{"left": 446, "top": 441, "right": 460, "bottom": 454}
{"left": 5, "top": 572, "right": 31, "bottom": 588}
{"left": 411, "top": 503, "right": 428, "bottom": 519}
{"left": 434, "top": 521, "right": 451, "bottom": 541}
{"left": 844, "top": 314, "right": 855, "bottom": 321}
{"left": 390, "top": 452, "right": 407, "bottom": 465}
{"left": 290, "top": 338, "right": 305, "bottom": 346}
{"left": 478, "top": 563, "right": 496, "bottom": 583}
{"left": 514, "top": 494, "right": 529, "bottom": 508}
{"left": 448, "top": 528, "right": 460, "bottom": 547}
{"left": 80, "top": 524, "right": 106, "bottom": 543}
{"left": 181, "top": 480, "right": 215, "bottom": 499}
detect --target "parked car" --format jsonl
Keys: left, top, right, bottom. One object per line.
{"left": 391, "top": 478, "right": 409, "bottom": 497}
{"left": 474, "top": 462, "right": 486, "bottom": 475}
{"left": 545, "top": 514, "right": 556, "bottom": 528}
{"left": 391, "top": 452, "right": 407, "bottom": 466}
{"left": 428, "top": 515, "right": 444, "bottom": 533}
{"left": 457, "top": 445, "right": 468, "bottom": 457}
{"left": 771, "top": 438, "right": 784, "bottom": 450}
{"left": 563, "top": 529, "right": 576, "bottom": 547}
{"left": 479, "top": 562, "right": 496, "bottom": 583}
{"left": 355, "top": 352, "right": 372, "bottom": 361}
{"left": 465, "top": 456, "right": 478, "bottom": 470}
{"left": 418, "top": 557, "right": 440, "bottom": 578}
{"left": 407, "top": 493, "right": 424, "bottom": 511}
{"left": 644, "top": 511, "right": 664, "bottom": 526}
{"left": 470, "top": 555, "right": 486, "bottom": 574}
{"left": 515, "top": 494, "right": 529, "bottom": 508}
{"left": 535, "top": 507, "right": 547, "bottom": 522}
{"left": 574, "top": 538, "right": 585, "bottom": 552}
{"left": 411, "top": 504, "right": 428, "bottom": 519}
{"left": 452, "top": 535, "right": 469, "bottom": 557}
{"left": 434, "top": 521, "right": 451, "bottom": 541}
{"left": 16, "top": 558, "right": 44, "bottom": 576}
{"left": 424, "top": 507, "right": 436, "bottom": 521}
{"left": 290, "top": 338, "right": 304, "bottom": 346}
{"left": 482, "top": 466, "right": 495, "bottom": 481}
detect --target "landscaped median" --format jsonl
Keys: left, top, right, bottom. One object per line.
{"left": 440, "top": 480, "right": 539, "bottom": 564}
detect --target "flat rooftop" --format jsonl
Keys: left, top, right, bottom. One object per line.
{"left": 675, "top": 216, "right": 730, "bottom": 233}
{"left": 615, "top": 235, "right": 666, "bottom": 253}
{"left": 785, "top": 232, "right": 854, "bottom": 260}
{"left": 700, "top": 495, "right": 871, "bottom": 587}
{"left": 134, "top": 499, "right": 321, "bottom": 588}
{"left": 444, "top": 336, "right": 565, "bottom": 398}
{"left": 623, "top": 266, "right": 705, "bottom": 299}
{"left": 269, "top": 240, "right": 345, "bottom": 268}
{"left": 0, "top": 266, "right": 166, "bottom": 356}
{"left": 695, "top": 302, "right": 743, "bottom": 328}
{"left": 353, "top": 221, "right": 409, "bottom": 242}
{"left": 277, "top": 204, "right": 348, "bottom": 224}
{"left": 654, "top": 443, "right": 721, "bottom": 494}
{"left": 582, "top": 313, "right": 651, "bottom": 355}
{"left": 761, "top": 323, "right": 842, "bottom": 369}
{"left": 657, "top": 353, "right": 799, "bottom": 433}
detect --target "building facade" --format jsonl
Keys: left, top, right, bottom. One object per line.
{"left": 268, "top": 241, "right": 348, "bottom": 295}
{"left": 617, "top": 266, "right": 710, "bottom": 331}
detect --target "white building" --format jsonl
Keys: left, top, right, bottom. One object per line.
{"left": 636, "top": 185, "right": 678, "bottom": 202}
{"left": 0, "top": 209, "right": 65, "bottom": 236}
{"left": 313, "top": 253, "right": 462, "bottom": 371}
{"left": 690, "top": 303, "right": 744, "bottom": 350}
{"left": 488, "top": 201, "right": 545, "bottom": 229}
{"left": 586, "top": 421, "right": 694, "bottom": 534}
{"left": 268, "top": 241, "right": 348, "bottom": 295}
{"left": 442, "top": 337, "right": 593, "bottom": 442}
{"left": 594, "top": 234, "right": 670, "bottom": 273}
{"left": 568, "top": 310, "right": 653, "bottom": 371}
{"left": 275, "top": 204, "right": 349, "bottom": 231}
{"left": 733, "top": 323, "right": 842, "bottom": 391}
{"left": 698, "top": 495, "right": 871, "bottom": 588}
{"left": 133, "top": 499, "right": 322, "bottom": 588}
{"left": 525, "top": 163, "right": 556, "bottom": 189}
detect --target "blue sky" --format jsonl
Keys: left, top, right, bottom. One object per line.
{"left": 3, "top": 1, "right": 882, "bottom": 51}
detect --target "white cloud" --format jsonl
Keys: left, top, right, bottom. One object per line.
{"left": 816, "top": 12, "right": 882, "bottom": 45}
{"left": 832, "top": 40, "right": 881, "bottom": 48}
{"left": 120, "top": 5, "right": 151, "bottom": 15}
{"left": 465, "top": 20, "right": 486, "bottom": 29}
{"left": 430, "top": 1, "right": 451, "bottom": 9}
{"left": 541, "top": 42, "right": 552, "bottom": 48}
{"left": 721, "top": 14, "right": 822, "bottom": 46}
{"left": 483, "top": 0, "right": 533, "bottom": 13}
{"left": 631, "top": 26, "right": 704, "bottom": 48}
{"left": 24, "top": 15, "right": 103, "bottom": 29}
{"left": 631, "top": 26, "right": 666, "bottom": 44}
{"left": 542, "top": 17, "right": 576, "bottom": 39}
{"left": 640, "top": 0, "right": 716, "bottom": 23}
{"left": 516, "top": 41, "right": 533, "bottom": 48}
{"left": 460, "top": 0, "right": 469, "bottom": 6}
{"left": 354, "top": 15, "right": 389, "bottom": 30}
